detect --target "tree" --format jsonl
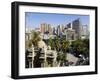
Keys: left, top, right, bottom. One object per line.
{"left": 48, "top": 37, "right": 54, "bottom": 50}
{"left": 61, "top": 40, "right": 70, "bottom": 53}
{"left": 71, "top": 39, "right": 89, "bottom": 58}
{"left": 55, "top": 36, "right": 60, "bottom": 51}
{"left": 81, "top": 39, "right": 89, "bottom": 58}
{"left": 57, "top": 51, "right": 67, "bottom": 66}
{"left": 31, "top": 30, "right": 41, "bottom": 47}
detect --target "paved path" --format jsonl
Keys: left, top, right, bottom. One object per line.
{"left": 66, "top": 53, "right": 79, "bottom": 66}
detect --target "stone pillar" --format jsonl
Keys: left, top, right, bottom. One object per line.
{"left": 53, "top": 51, "right": 57, "bottom": 67}
{"left": 29, "top": 61, "right": 32, "bottom": 68}
{"left": 32, "top": 45, "right": 35, "bottom": 68}
{"left": 44, "top": 47, "right": 47, "bottom": 67}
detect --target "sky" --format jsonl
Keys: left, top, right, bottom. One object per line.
{"left": 25, "top": 12, "right": 89, "bottom": 28}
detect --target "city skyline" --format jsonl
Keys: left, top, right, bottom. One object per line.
{"left": 25, "top": 12, "right": 90, "bottom": 68}
{"left": 25, "top": 12, "right": 89, "bottom": 29}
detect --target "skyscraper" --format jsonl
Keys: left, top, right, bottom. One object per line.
{"left": 40, "top": 23, "right": 46, "bottom": 33}
{"left": 81, "top": 25, "right": 89, "bottom": 39}
{"left": 56, "top": 24, "right": 64, "bottom": 36}
{"left": 40, "top": 23, "right": 52, "bottom": 34}
{"left": 67, "top": 23, "right": 72, "bottom": 29}
{"left": 48, "top": 24, "right": 52, "bottom": 34}
{"left": 72, "top": 18, "right": 82, "bottom": 39}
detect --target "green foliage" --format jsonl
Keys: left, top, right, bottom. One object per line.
{"left": 31, "top": 30, "right": 41, "bottom": 47}
{"left": 55, "top": 36, "right": 60, "bottom": 51}
{"left": 61, "top": 40, "right": 70, "bottom": 53}
{"left": 28, "top": 40, "right": 32, "bottom": 48}
{"left": 71, "top": 39, "right": 89, "bottom": 57}
{"left": 49, "top": 36, "right": 70, "bottom": 53}
{"left": 57, "top": 52, "right": 66, "bottom": 64}
{"left": 48, "top": 37, "right": 54, "bottom": 50}
{"left": 26, "top": 30, "right": 41, "bottom": 49}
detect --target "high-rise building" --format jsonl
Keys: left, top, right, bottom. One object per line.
{"left": 57, "top": 25, "right": 61, "bottom": 36}
{"left": 81, "top": 25, "right": 89, "bottom": 39}
{"left": 40, "top": 23, "right": 47, "bottom": 33}
{"left": 48, "top": 24, "right": 52, "bottom": 34}
{"left": 64, "top": 28, "right": 76, "bottom": 41}
{"left": 67, "top": 23, "right": 72, "bottom": 29}
{"left": 53, "top": 27, "right": 56, "bottom": 35}
{"left": 56, "top": 24, "right": 64, "bottom": 36}
{"left": 40, "top": 23, "right": 52, "bottom": 34}
{"left": 61, "top": 24, "right": 64, "bottom": 32}
{"left": 72, "top": 18, "right": 82, "bottom": 39}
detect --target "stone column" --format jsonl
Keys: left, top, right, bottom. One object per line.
{"left": 44, "top": 47, "right": 47, "bottom": 67}
{"left": 32, "top": 45, "right": 35, "bottom": 68}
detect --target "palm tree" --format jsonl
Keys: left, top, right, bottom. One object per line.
{"left": 57, "top": 51, "right": 67, "bottom": 66}
{"left": 49, "top": 37, "right": 54, "bottom": 50}
{"left": 55, "top": 36, "right": 60, "bottom": 51}
{"left": 61, "top": 40, "right": 69, "bottom": 53}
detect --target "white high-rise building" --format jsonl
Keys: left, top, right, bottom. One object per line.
{"left": 56, "top": 24, "right": 64, "bottom": 36}
{"left": 81, "top": 25, "right": 89, "bottom": 39}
